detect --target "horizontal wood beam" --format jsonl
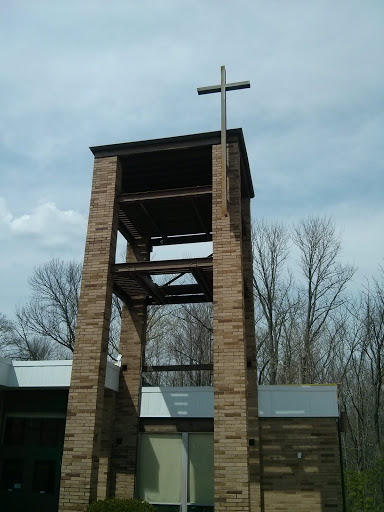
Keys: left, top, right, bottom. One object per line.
{"left": 119, "top": 185, "right": 212, "bottom": 204}
{"left": 150, "top": 233, "right": 212, "bottom": 246}
{"left": 160, "top": 284, "right": 202, "bottom": 296}
{"left": 146, "top": 295, "right": 208, "bottom": 305}
{"left": 142, "top": 364, "right": 213, "bottom": 372}
{"left": 113, "top": 257, "right": 213, "bottom": 275}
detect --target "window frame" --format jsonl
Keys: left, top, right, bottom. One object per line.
{"left": 137, "top": 432, "right": 214, "bottom": 512}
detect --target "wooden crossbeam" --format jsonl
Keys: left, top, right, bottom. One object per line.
{"left": 113, "top": 257, "right": 213, "bottom": 275}
{"left": 142, "top": 364, "right": 213, "bottom": 372}
{"left": 119, "top": 185, "right": 212, "bottom": 204}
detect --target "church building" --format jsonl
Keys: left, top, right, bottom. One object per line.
{"left": 0, "top": 128, "right": 343, "bottom": 512}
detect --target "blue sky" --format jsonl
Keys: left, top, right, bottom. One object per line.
{"left": 1, "top": 1, "right": 383, "bottom": 318}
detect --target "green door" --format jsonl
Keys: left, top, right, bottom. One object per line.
{"left": 0, "top": 416, "right": 65, "bottom": 512}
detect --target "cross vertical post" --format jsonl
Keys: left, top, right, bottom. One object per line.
{"left": 197, "top": 66, "right": 250, "bottom": 215}
{"left": 220, "top": 65, "right": 227, "bottom": 216}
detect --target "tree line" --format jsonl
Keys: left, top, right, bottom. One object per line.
{"left": 0, "top": 215, "right": 383, "bottom": 511}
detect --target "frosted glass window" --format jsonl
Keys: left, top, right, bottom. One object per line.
{"left": 138, "top": 434, "right": 182, "bottom": 503}
{"left": 188, "top": 434, "right": 214, "bottom": 504}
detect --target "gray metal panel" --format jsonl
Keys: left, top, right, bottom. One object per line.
{"left": 105, "top": 361, "right": 120, "bottom": 391}
{"left": 140, "top": 387, "right": 214, "bottom": 418}
{"left": 140, "top": 385, "right": 339, "bottom": 418}
{"left": 0, "top": 357, "right": 12, "bottom": 387}
{"left": 0, "top": 359, "right": 338, "bottom": 418}
{"left": 258, "top": 385, "right": 339, "bottom": 418}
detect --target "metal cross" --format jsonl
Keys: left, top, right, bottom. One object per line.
{"left": 197, "top": 65, "right": 250, "bottom": 215}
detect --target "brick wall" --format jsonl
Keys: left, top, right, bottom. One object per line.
{"left": 97, "top": 389, "right": 117, "bottom": 500}
{"left": 260, "top": 418, "right": 343, "bottom": 511}
{"left": 59, "top": 156, "right": 121, "bottom": 511}
{"left": 212, "top": 142, "right": 252, "bottom": 511}
{"left": 242, "top": 196, "right": 262, "bottom": 512}
{"left": 110, "top": 243, "right": 148, "bottom": 499}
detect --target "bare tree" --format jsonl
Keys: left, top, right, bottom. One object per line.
{"left": 0, "top": 311, "right": 58, "bottom": 360}
{"left": 167, "top": 303, "right": 213, "bottom": 386}
{"left": 292, "top": 216, "right": 356, "bottom": 383}
{"left": 12, "top": 258, "right": 121, "bottom": 360}
{"left": 252, "top": 220, "right": 298, "bottom": 384}
{"left": 360, "top": 273, "right": 384, "bottom": 452}
{"left": 144, "top": 303, "right": 213, "bottom": 386}
{"left": 16, "top": 259, "right": 81, "bottom": 354}
{"left": 0, "top": 313, "right": 13, "bottom": 357}
{"left": 144, "top": 304, "right": 176, "bottom": 385}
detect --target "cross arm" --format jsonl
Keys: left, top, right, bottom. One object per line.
{"left": 197, "top": 80, "right": 250, "bottom": 95}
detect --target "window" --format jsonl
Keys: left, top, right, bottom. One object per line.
{"left": 188, "top": 434, "right": 214, "bottom": 505}
{"left": 3, "top": 418, "right": 26, "bottom": 446}
{"left": 138, "top": 434, "right": 182, "bottom": 504}
{"left": 138, "top": 433, "right": 213, "bottom": 512}
{"left": 39, "top": 418, "right": 65, "bottom": 447}
{"left": 0, "top": 459, "right": 24, "bottom": 492}
{"left": 32, "top": 460, "right": 56, "bottom": 494}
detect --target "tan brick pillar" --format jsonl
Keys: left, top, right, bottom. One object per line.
{"left": 242, "top": 197, "right": 262, "bottom": 512}
{"left": 97, "top": 389, "right": 117, "bottom": 500}
{"left": 212, "top": 143, "right": 250, "bottom": 511}
{"left": 110, "top": 243, "right": 148, "bottom": 498}
{"left": 59, "top": 156, "right": 121, "bottom": 511}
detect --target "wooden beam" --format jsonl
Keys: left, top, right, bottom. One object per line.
{"left": 113, "top": 257, "right": 213, "bottom": 275}
{"left": 119, "top": 185, "right": 212, "bottom": 204}
{"left": 118, "top": 219, "right": 139, "bottom": 247}
{"left": 146, "top": 295, "right": 208, "bottom": 305}
{"left": 142, "top": 364, "right": 213, "bottom": 372}
{"left": 139, "top": 202, "right": 168, "bottom": 244}
{"left": 112, "top": 283, "right": 132, "bottom": 307}
{"left": 190, "top": 197, "right": 211, "bottom": 241}
{"left": 133, "top": 273, "right": 167, "bottom": 305}
{"left": 150, "top": 233, "right": 212, "bottom": 246}
{"left": 160, "top": 284, "right": 202, "bottom": 296}
{"left": 192, "top": 268, "right": 213, "bottom": 302}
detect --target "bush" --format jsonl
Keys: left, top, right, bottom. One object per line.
{"left": 345, "top": 453, "right": 384, "bottom": 512}
{"left": 85, "top": 498, "right": 156, "bottom": 512}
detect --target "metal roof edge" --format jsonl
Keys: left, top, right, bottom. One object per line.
{"left": 89, "top": 128, "right": 254, "bottom": 199}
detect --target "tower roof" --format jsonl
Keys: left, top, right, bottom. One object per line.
{"left": 90, "top": 128, "right": 254, "bottom": 199}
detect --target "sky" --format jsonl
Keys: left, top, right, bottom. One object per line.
{"left": 0, "top": 1, "right": 383, "bottom": 318}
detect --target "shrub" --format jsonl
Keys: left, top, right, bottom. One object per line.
{"left": 85, "top": 498, "right": 156, "bottom": 512}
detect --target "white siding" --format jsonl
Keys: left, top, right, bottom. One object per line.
{"left": 0, "top": 359, "right": 120, "bottom": 391}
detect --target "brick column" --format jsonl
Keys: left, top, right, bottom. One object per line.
{"left": 97, "top": 389, "right": 117, "bottom": 500}
{"left": 110, "top": 243, "right": 148, "bottom": 498}
{"left": 59, "top": 156, "right": 121, "bottom": 511}
{"left": 212, "top": 143, "right": 250, "bottom": 512}
{"left": 242, "top": 197, "right": 262, "bottom": 511}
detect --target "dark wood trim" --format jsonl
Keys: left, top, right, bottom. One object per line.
{"left": 142, "top": 364, "right": 213, "bottom": 372}
{"left": 119, "top": 185, "right": 212, "bottom": 204}
{"left": 113, "top": 257, "right": 213, "bottom": 275}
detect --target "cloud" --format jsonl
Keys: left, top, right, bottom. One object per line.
{"left": 0, "top": 200, "right": 86, "bottom": 247}
{"left": 0, "top": 199, "right": 87, "bottom": 317}
{"left": 0, "top": 0, "right": 383, "bottom": 317}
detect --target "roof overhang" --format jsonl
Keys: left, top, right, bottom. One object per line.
{"left": 0, "top": 358, "right": 120, "bottom": 392}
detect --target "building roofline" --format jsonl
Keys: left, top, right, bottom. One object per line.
{"left": 90, "top": 128, "right": 254, "bottom": 198}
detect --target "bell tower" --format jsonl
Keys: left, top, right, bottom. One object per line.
{"left": 58, "top": 128, "right": 260, "bottom": 511}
